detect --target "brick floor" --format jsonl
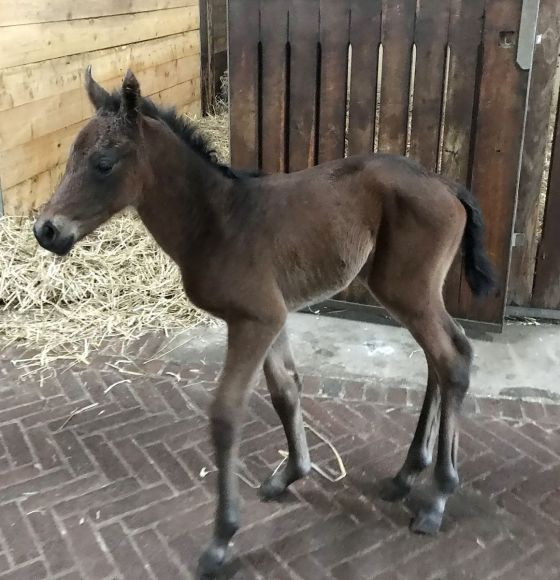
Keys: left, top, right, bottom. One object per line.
{"left": 0, "top": 334, "right": 559, "bottom": 579}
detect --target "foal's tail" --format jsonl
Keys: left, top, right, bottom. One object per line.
{"left": 455, "top": 185, "right": 496, "bottom": 297}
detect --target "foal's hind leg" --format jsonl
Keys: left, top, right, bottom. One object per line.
{"left": 408, "top": 317, "right": 471, "bottom": 534}
{"left": 380, "top": 363, "right": 440, "bottom": 502}
{"left": 382, "top": 305, "right": 471, "bottom": 535}
{"left": 259, "top": 328, "right": 311, "bottom": 500}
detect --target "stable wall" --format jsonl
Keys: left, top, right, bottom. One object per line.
{"left": 0, "top": 0, "right": 202, "bottom": 215}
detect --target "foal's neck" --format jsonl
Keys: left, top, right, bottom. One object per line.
{"left": 136, "top": 118, "right": 233, "bottom": 263}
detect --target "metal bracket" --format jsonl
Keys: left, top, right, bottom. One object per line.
{"left": 512, "top": 232, "right": 526, "bottom": 247}
{"left": 516, "top": 0, "right": 540, "bottom": 70}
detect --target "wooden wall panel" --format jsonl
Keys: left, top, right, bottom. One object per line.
{"left": 0, "top": 5, "right": 202, "bottom": 215}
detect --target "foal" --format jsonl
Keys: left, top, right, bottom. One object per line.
{"left": 34, "top": 69, "right": 495, "bottom": 576}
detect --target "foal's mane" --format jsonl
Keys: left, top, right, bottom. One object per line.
{"left": 101, "top": 91, "right": 261, "bottom": 180}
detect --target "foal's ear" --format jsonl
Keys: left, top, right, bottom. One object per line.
{"left": 121, "top": 69, "right": 141, "bottom": 123}
{"left": 84, "top": 65, "right": 111, "bottom": 111}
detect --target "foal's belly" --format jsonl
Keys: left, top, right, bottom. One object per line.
{"left": 278, "top": 231, "right": 374, "bottom": 312}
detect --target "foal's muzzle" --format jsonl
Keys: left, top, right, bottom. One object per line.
{"left": 33, "top": 219, "right": 75, "bottom": 256}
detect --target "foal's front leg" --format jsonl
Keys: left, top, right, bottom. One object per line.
{"left": 197, "top": 318, "right": 282, "bottom": 577}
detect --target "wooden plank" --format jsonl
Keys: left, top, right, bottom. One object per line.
{"left": 0, "top": 6, "right": 199, "bottom": 69}
{"left": 377, "top": 0, "right": 416, "bottom": 155}
{"left": 0, "top": 31, "right": 200, "bottom": 112}
{"left": 149, "top": 78, "right": 201, "bottom": 111}
{"left": 531, "top": 98, "right": 560, "bottom": 309}
{"left": 0, "top": 120, "right": 88, "bottom": 194}
{"left": 317, "top": 0, "right": 350, "bottom": 163}
{"left": 346, "top": 0, "right": 382, "bottom": 156}
{"left": 260, "top": 0, "right": 289, "bottom": 172}
{"left": 288, "top": 0, "right": 320, "bottom": 171}
{"left": 199, "top": 0, "right": 214, "bottom": 114}
{"left": 0, "top": 54, "right": 201, "bottom": 151}
{"left": 3, "top": 162, "right": 66, "bottom": 216}
{"left": 228, "top": 0, "right": 259, "bottom": 170}
{"left": 441, "top": 0, "right": 485, "bottom": 316}
{"left": 2, "top": 88, "right": 201, "bottom": 216}
{"left": 459, "top": 0, "right": 529, "bottom": 323}
{"left": 0, "top": 0, "right": 197, "bottom": 26}
{"left": 0, "top": 74, "right": 201, "bottom": 191}
{"left": 408, "top": 0, "right": 450, "bottom": 171}
{"left": 509, "top": 0, "right": 560, "bottom": 306}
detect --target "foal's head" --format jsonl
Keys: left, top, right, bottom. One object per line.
{"left": 34, "top": 68, "right": 149, "bottom": 255}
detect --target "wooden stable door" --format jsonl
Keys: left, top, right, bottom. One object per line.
{"left": 228, "top": 0, "right": 536, "bottom": 329}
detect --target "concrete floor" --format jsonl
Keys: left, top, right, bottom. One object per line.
{"left": 163, "top": 313, "right": 560, "bottom": 403}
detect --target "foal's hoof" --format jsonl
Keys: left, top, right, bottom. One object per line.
{"left": 379, "top": 477, "right": 411, "bottom": 503}
{"left": 197, "top": 543, "right": 230, "bottom": 578}
{"left": 409, "top": 508, "right": 443, "bottom": 536}
{"left": 258, "top": 463, "right": 310, "bottom": 502}
{"left": 259, "top": 473, "right": 289, "bottom": 501}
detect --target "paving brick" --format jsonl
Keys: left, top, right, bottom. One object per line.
{"left": 132, "top": 529, "right": 185, "bottom": 580}
{"left": 0, "top": 424, "right": 32, "bottom": 467}
{"left": 26, "top": 428, "right": 62, "bottom": 470}
{"left": 27, "top": 510, "right": 73, "bottom": 575}
{"left": 54, "top": 478, "right": 141, "bottom": 517}
{"left": 0, "top": 468, "right": 71, "bottom": 504}
{"left": 52, "top": 430, "right": 95, "bottom": 476}
{"left": 99, "top": 523, "right": 152, "bottom": 580}
{"left": 89, "top": 483, "right": 173, "bottom": 522}
{"left": 112, "top": 437, "right": 162, "bottom": 484}
{"left": 0, "top": 502, "right": 39, "bottom": 565}
{"left": 0, "top": 561, "right": 47, "bottom": 580}
{"left": 144, "top": 442, "right": 194, "bottom": 491}
{"left": 62, "top": 516, "right": 114, "bottom": 579}
{"left": 82, "top": 435, "right": 129, "bottom": 480}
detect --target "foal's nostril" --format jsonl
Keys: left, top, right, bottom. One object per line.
{"left": 41, "top": 221, "right": 58, "bottom": 243}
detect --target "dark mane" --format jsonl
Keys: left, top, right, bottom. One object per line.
{"left": 102, "top": 91, "right": 261, "bottom": 180}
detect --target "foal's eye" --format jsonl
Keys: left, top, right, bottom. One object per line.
{"left": 95, "top": 159, "right": 114, "bottom": 175}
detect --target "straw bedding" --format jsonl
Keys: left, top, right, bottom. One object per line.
{"left": 0, "top": 112, "right": 229, "bottom": 372}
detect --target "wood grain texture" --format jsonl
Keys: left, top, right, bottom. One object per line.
{"left": 287, "top": 0, "right": 320, "bottom": 171}
{"left": 509, "top": 0, "right": 560, "bottom": 306}
{"left": 0, "top": 31, "right": 200, "bottom": 112}
{"left": 0, "top": 6, "right": 199, "bottom": 69}
{"left": 377, "top": 0, "right": 415, "bottom": 155}
{"left": 441, "top": 0, "right": 485, "bottom": 316}
{"left": 346, "top": 0, "right": 382, "bottom": 156}
{"left": 260, "top": 0, "right": 289, "bottom": 173}
{"left": 460, "top": 0, "right": 529, "bottom": 323}
{"left": 228, "top": 0, "right": 260, "bottom": 170}
{"left": 0, "top": 0, "right": 197, "bottom": 26}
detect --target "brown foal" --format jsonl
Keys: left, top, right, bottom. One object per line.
{"left": 34, "top": 70, "right": 495, "bottom": 577}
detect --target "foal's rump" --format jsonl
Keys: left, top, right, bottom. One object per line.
{"left": 257, "top": 153, "right": 494, "bottom": 311}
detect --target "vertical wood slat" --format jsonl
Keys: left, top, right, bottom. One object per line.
{"left": 441, "top": 0, "right": 485, "bottom": 317}
{"left": 346, "top": 0, "right": 382, "bottom": 156}
{"left": 260, "top": 0, "right": 289, "bottom": 173}
{"left": 199, "top": 0, "right": 213, "bottom": 115}
{"left": 532, "top": 97, "right": 560, "bottom": 308}
{"left": 509, "top": 0, "right": 560, "bottom": 306}
{"left": 317, "top": 0, "right": 350, "bottom": 163}
{"left": 228, "top": 0, "right": 260, "bottom": 170}
{"left": 460, "top": 0, "right": 530, "bottom": 323}
{"left": 288, "top": 0, "right": 320, "bottom": 172}
{"left": 377, "top": 0, "right": 416, "bottom": 155}
{"left": 409, "top": 0, "right": 450, "bottom": 171}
